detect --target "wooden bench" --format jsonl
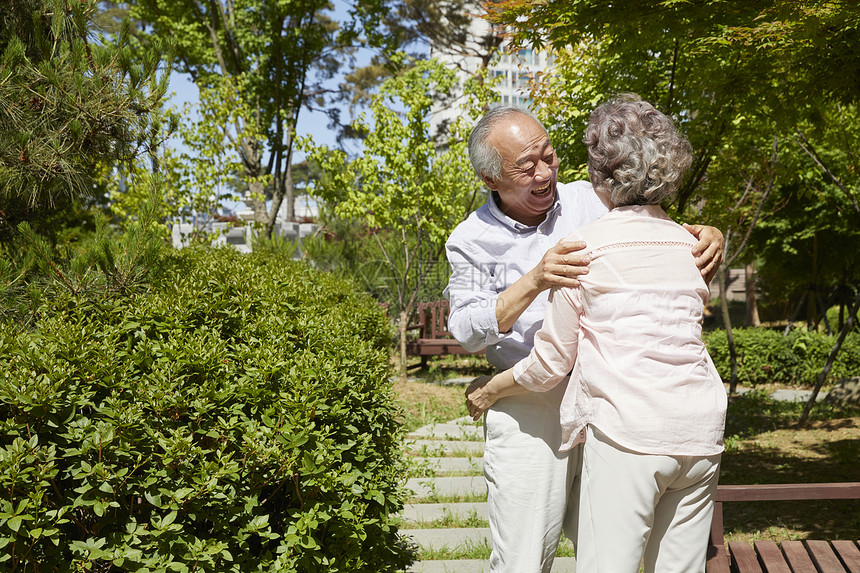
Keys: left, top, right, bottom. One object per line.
{"left": 707, "top": 483, "right": 860, "bottom": 572}
{"left": 404, "top": 300, "right": 483, "bottom": 368}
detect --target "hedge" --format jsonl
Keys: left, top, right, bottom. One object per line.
{"left": 704, "top": 327, "right": 860, "bottom": 387}
{"left": 0, "top": 247, "right": 413, "bottom": 572}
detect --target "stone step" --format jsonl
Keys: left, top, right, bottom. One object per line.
{"left": 407, "top": 440, "right": 485, "bottom": 457}
{"left": 408, "top": 420, "right": 484, "bottom": 441}
{"left": 401, "top": 527, "right": 492, "bottom": 552}
{"left": 410, "top": 457, "right": 483, "bottom": 476}
{"left": 406, "top": 476, "right": 487, "bottom": 499}
{"left": 401, "top": 502, "right": 488, "bottom": 523}
{"left": 406, "top": 557, "right": 576, "bottom": 572}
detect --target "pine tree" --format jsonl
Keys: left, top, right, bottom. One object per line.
{"left": 0, "top": 0, "right": 173, "bottom": 239}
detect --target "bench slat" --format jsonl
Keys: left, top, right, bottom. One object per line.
{"left": 807, "top": 540, "right": 851, "bottom": 573}
{"left": 404, "top": 340, "right": 479, "bottom": 356}
{"left": 753, "top": 540, "right": 792, "bottom": 573}
{"left": 714, "top": 483, "right": 860, "bottom": 502}
{"left": 728, "top": 541, "right": 763, "bottom": 573}
{"left": 781, "top": 540, "right": 819, "bottom": 573}
{"left": 831, "top": 540, "right": 860, "bottom": 573}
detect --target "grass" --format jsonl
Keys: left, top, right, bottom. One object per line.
{"left": 407, "top": 490, "right": 488, "bottom": 504}
{"left": 418, "top": 536, "right": 576, "bottom": 560}
{"left": 405, "top": 508, "right": 488, "bottom": 529}
{"left": 419, "top": 538, "right": 492, "bottom": 560}
{"left": 718, "top": 390, "right": 860, "bottom": 544}
{"left": 417, "top": 354, "right": 494, "bottom": 384}
{"left": 405, "top": 440, "right": 483, "bottom": 458}
{"left": 392, "top": 354, "right": 494, "bottom": 433}
{"left": 405, "top": 455, "right": 482, "bottom": 478}
{"left": 394, "top": 377, "right": 470, "bottom": 433}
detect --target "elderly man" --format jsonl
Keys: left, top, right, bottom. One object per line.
{"left": 443, "top": 106, "right": 722, "bottom": 573}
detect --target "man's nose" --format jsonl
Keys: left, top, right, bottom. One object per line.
{"left": 535, "top": 160, "right": 552, "bottom": 180}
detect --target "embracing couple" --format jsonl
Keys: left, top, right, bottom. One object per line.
{"left": 444, "top": 95, "right": 727, "bottom": 573}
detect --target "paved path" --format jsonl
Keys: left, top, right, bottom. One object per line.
{"left": 401, "top": 416, "right": 576, "bottom": 573}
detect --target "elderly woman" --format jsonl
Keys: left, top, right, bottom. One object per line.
{"left": 465, "top": 95, "right": 727, "bottom": 573}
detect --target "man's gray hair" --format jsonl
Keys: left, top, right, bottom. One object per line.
{"left": 468, "top": 106, "right": 547, "bottom": 181}
{"left": 584, "top": 94, "right": 692, "bottom": 207}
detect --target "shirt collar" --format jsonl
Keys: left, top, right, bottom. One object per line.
{"left": 487, "top": 190, "right": 563, "bottom": 233}
{"left": 611, "top": 204, "right": 671, "bottom": 220}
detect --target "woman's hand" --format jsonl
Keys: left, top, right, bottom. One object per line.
{"left": 465, "top": 375, "right": 495, "bottom": 421}
{"left": 465, "top": 371, "right": 526, "bottom": 421}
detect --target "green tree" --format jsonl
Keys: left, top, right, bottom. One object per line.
{"left": 714, "top": 135, "right": 781, "bottom": 393}
{"left": 302, "top": 56, "right": 487, "bottom": 379}
{"left": 125, "top": 0, "right": 390, "bottom": 236}
{"left": 489, "top": 0, "right": 860, "bottom": 211}
{"left": 0, "top": 0, "right": 173, "bottom": 241}
{"left": 488, "top": 0, "right": 860, "bottom": 417}
{"left": 108, "top": 80, "right": 249, "bottom": 244}
{"left": 750, "top": 101, "right": 860, "bottom": 334}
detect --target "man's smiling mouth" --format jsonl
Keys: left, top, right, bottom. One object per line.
{"left": 533, "top": 183, "right": 552, "bottom": 197}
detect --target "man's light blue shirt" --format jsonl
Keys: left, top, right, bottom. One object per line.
{"left": 443, "top": 180, "right": 608, "bottom": 370}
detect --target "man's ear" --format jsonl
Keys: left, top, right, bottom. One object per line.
{"left": 482, "top": 173, "right": 497, "bottom": 191}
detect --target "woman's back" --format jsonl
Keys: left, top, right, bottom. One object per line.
{"left": 568, "top": 205, "right": 726, "bottom": 456}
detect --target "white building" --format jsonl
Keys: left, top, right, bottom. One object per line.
{"left": 428, "top": 12, "right": 553, "bottom": 137}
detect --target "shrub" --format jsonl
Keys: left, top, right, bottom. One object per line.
{"left": 0, "top": 247, "right": 412, "bottom": 572}
{"left": 704, "top": 327, "right": 860, "bottom": 387}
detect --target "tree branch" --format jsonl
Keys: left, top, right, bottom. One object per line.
{"left": 665, "top": 37, "right": 679, "bottom": 115}
{"left": 214, "top": 0, "right": 242, "bottom": 73}
{"left": 726, "top": 136, "right": 779, "bottom": 267}
{"left": 202, "top": 3, "right": 229, "bottom": 76}
{"left": 793, "top": 128, "right": 860, "bottom": 216}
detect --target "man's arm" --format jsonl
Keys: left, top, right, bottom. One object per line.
{"left": 496, "top": 224, "right": 722, "bottom": 334}
{"left": 684, "top": 224, "right": 724, "bottom": 285}
{"left": 496, "top": 239, "right": 590, "bottom": 333}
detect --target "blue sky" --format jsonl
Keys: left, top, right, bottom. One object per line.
{"left": 164, "top": 46, "right": 359, "bottom": 217}
{"left": 164, "top": 0, "right": 371, "bottom": 161}
{"left": 166, "top": 71, "right": 344, "bottom": 158}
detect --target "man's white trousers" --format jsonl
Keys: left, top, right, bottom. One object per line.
{"left": 483, "top": 383, "right": 579, "bottom": 573}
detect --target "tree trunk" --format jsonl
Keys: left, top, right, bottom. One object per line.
{"left": 284, "top": 153, "right": 295, "bottom": 223}
{"left": 249, "top": 179, "right": 268, "bottom": 224}
{"left": 808, "top": 232, "right": 819, "bottom": 329}
{"left": 399, "top": 309, "right": 408, "bottom": 382}
{"left": 745, "top": 261, "right": 761, "bottom": 326}
{"left": 798, "top": 290, "right": 860, "bottom": 425}
{"left": 719, "top": 266, "right": 740, "bottom": 394}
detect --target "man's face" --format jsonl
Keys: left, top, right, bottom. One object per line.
{"left": 484, "top": 115, "right": 559, "bottom": 226}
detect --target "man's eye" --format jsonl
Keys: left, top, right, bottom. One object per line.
{"left": 544, "top": 152, "right": 555, "bottom": 163}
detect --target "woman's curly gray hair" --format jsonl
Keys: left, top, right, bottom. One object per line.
{"left": 584, "top": 94, "right": 692, "bottom": 207}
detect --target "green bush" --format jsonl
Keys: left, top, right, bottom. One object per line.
{"left": 0, "top": 247, "right": 412, "bottom": 572}
{"left": 704, "top": 327, "right": 860, "bottom": 387}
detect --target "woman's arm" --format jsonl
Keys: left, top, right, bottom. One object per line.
{"left": 466, "top": 285, "right": 585, "bottom": 421}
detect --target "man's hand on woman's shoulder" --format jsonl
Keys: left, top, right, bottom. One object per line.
{"left": 683, "top": 224, "right": 724, "bottom": 285}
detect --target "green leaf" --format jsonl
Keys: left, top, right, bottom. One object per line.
{"left": 6, "top": 516, "right": 22, "bottom": 532}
